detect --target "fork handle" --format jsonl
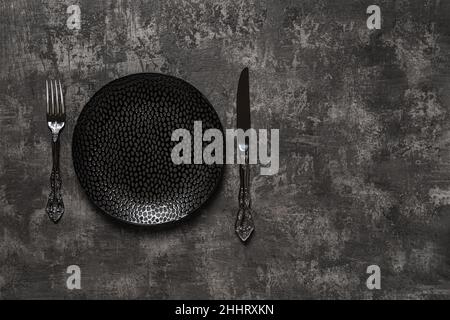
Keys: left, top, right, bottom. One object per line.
{"left": 235, "top": 153, "right": 255, "bottom": 242}
{"left": 46, "top": 138, "right": 64, "bottom": 223}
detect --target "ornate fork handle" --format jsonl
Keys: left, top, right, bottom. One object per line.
{"left": 235, "top": 151, "right": 255, "bottom": 242}
{"left": 46, "top": 137, "right": 64, "bottom": 223}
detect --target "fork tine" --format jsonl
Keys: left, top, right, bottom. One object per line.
{"left": 50, "top": 80, "right": 54, "bottom": 115}
{"left": 59, "top": 80, "right": 64, "bottom": 115}
{"left": 46, "top": 80, "right": 49, "bottom": 115}
{"left": 54, "top": 80, "right": 59, "bottom": 115}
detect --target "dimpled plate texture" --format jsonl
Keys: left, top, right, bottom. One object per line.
{"left": 72, "top": 73, "right": 224, "bottom": 226}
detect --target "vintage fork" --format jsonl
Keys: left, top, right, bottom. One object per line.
{"left": 45, "top": 80, "right": 65, "bottom": 223}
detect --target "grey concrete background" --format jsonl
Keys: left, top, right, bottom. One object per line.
{"left": 1, "top": 0, "right": 450, "bottom": 299}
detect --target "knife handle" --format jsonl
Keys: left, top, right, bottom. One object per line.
{"left": 235, "top": 151, "right": 255, "bottom": 242}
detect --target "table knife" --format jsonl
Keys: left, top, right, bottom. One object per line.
{"left": 235, "top": 67, "right": 255, "bottom": 242}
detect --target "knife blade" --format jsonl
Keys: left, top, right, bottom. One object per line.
{"left": 237, "top": 67, "right": 250, "bottom": 132}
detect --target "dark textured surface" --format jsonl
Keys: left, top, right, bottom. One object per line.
{"left": 1, "top": 0, "right": 450, "bottom": 299}
{"left": 73, "top": 73, "right": 223, "bottom": 225}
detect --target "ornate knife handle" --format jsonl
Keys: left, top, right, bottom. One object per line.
{"left": 46, "top": 138, "right": 64, "bottom": 223}
{"left": 235, "top": 149, "right": 255, "bottom": 242}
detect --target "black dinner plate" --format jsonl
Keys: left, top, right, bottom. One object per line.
{"left": 72, "top": 73, "right": 224, "bottom": 226}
